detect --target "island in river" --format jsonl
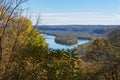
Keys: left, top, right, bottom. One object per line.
{"left": 55, "top": 36, "right": 78, "bottom": 45}
{"left": 42, "top": 34, "right": 90, "bottom": 50}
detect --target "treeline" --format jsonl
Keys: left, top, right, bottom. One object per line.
{"left": 37, "top": 25, "right": 119, "bottom": 34}
{"left": 39, "top": 25, "right": 120, "bottom": 40}
{"left": 55, "top": 36, "right": 78, "bottom": 45}
{"left": 38, "top": 25, "right": 120, "bottom": 38}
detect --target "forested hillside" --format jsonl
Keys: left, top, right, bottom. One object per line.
{"left": 37, "top": 25, "right": 120, "bottom": 40}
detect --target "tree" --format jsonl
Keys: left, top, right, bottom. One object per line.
{"left": 86, "top": 38, "right": 105, "bottom": 61}
{"left": 0, "top": 0, "right": 47, "bottom": 79}
{"left": 85, "top": 29, "right": 120, "bottom": 80}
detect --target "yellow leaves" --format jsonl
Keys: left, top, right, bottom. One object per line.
{"left": 24, "top": 57, "right": 35, "bottom": 70}
{"left": 19, "top": 17, "right": 32, "bottom": 28}
{"left": 56, "top": 70, "right": 60, "bottom": 75}
{"left": 19, "top": 17, "right": 32, "bottom": 32}
{"left": 112, "top": 61, "right": 118, "bottom": 65}
{"left": 74, "top": 59, "right": 84, "bottom": 69}
{"left": 92, "top": 38, "right": 105, "bottom": 49}
{"left": 14, "top": 16, "right": 47, "bottom": 47}
{"left": 28, "top": 32, "right": 47, "bottom": 47}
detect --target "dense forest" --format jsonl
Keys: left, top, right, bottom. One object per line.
{"left": 0, "top": 0, "right": 120, "bottom": 80}
{"left": 55, "top": 36, "right": 78, "bottom": 45}
{"left": 37, "top": 25, "right": 120, "bottom": 39}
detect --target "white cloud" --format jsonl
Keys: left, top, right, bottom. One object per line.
{"left": 30, "top": 12, "right": 120, "bottom": 25}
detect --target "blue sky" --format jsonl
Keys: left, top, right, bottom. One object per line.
{"left": 26, "top": 0, "right": 120, "bottom": 25}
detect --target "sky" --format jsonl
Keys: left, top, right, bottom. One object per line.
{"left": 25, "top": 0, "right": 120, "bottom": 25}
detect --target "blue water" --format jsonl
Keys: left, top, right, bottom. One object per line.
{"left": 43, "top": 34, "right": 90, "bottom": 49}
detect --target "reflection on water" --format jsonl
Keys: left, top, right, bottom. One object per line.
{"left": 42, "top": 34, "right": 90, "bottom": 49}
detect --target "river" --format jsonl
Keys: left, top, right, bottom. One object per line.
{"left": 43, "top": 34, "right": 90, "bottom": 49}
